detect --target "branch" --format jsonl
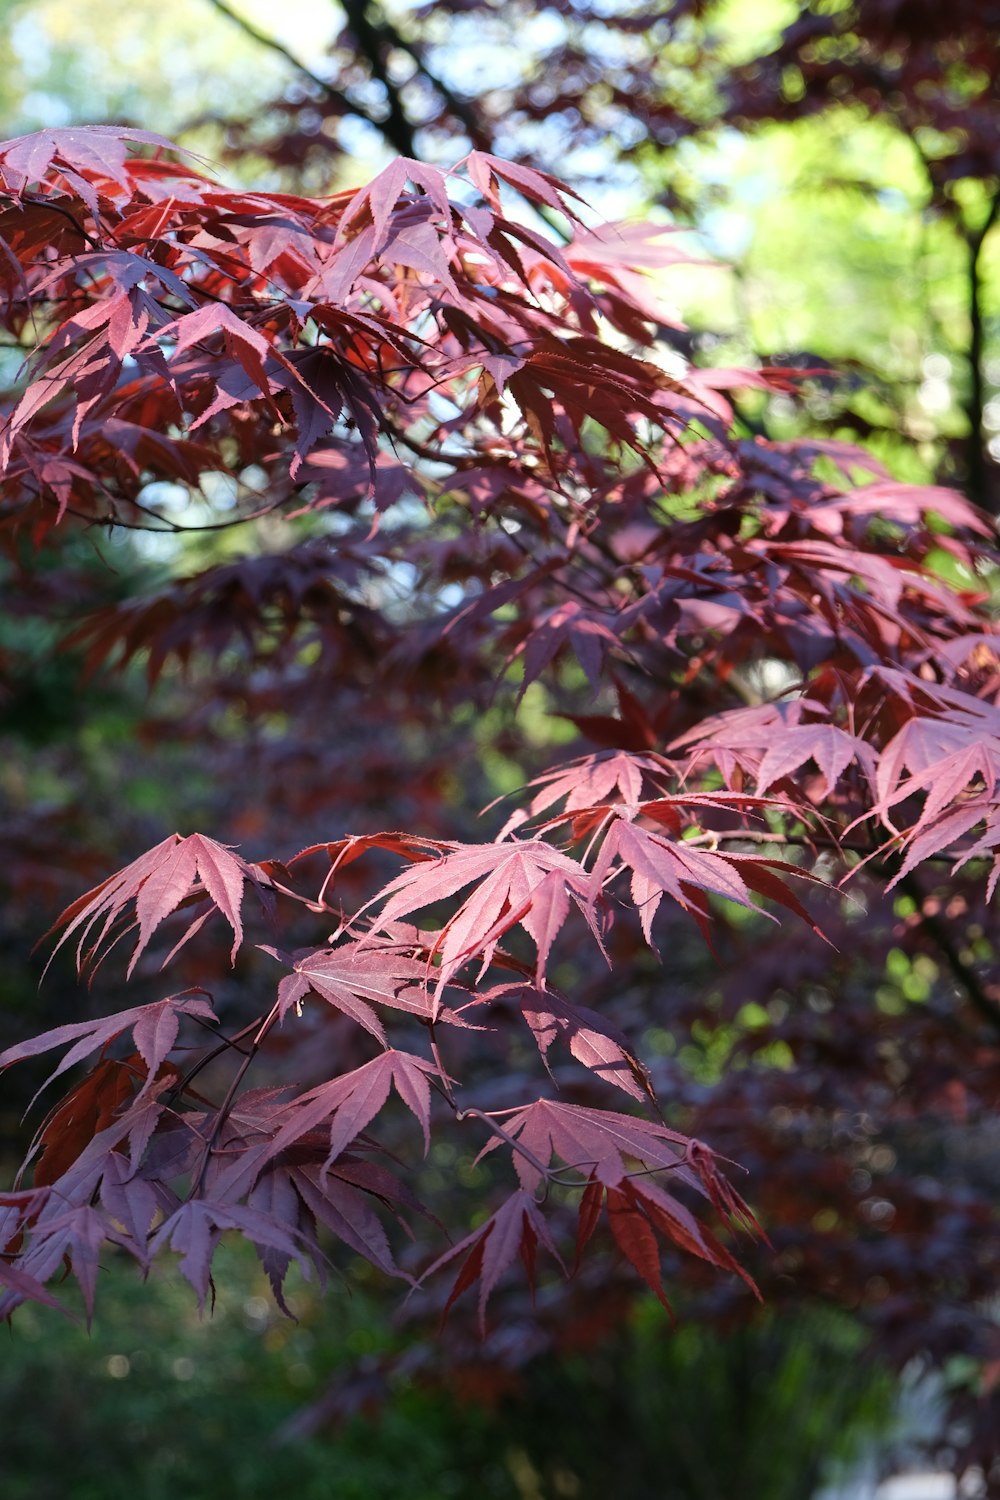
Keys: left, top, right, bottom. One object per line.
{"left": 188, "top": 1000, "right": 282, "bottom": 1198}
{"left": 898, "top": 871, "right": 1000, "bottom": 1039}
{"left": 963, "top": 185, "right": 1000, "bottom": 515}
{"left": 201, "top": 0, "right": 388, "bottom": 143}
{"left": 20, "top": 194, "right": 103, "bottom": 251}
{"left": 341, "top": 0, "right": 419, "bottom": 159}
{"left": 684, "top": 829, "right": 960, "bottom": 867}
{"left": 357, "top": 0, "right": 492, "bottom": 152}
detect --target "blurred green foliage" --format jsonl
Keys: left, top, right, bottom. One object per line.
{"left": 2, "top": 1246, "right": 510, "bottom": 1500}
{"left": 2, "top": 1242, "right": 893, "bottom": 1500}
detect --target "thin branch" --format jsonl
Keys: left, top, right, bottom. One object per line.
{"left": 189, "top": 999, "right": 281, "bottom": 1197}
{"left": 426, "top": 1021, "right": 456, "bottom": 1110}
{"left": 454, "top": 1104, "right": 554, "bottom": 1185}
{"left": 169, "top": 1014, "right": 264, "bottom": 1102}
{"left": 20, "top": 193, "right": 103, "bottom": 252}
{"left": 898, "top": 870, "right": 1000, "bottom": 1039}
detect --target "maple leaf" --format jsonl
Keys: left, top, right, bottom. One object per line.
{"left": 606, "top": 1183, "right": 675, "bottom": 1312}
{"left": 491, "top": 983, "right": 654, "bottom": 1102}
{"left": 519, "top": 750, "right": 668, "bottom": 820}
{"left": 336, "top": 158, "right": 455, "bottom": 257}
{"left": 502, "top": 340, "right": 673, "bottom": 471}
{"left": 0, "top": 993, "right": 217, "bottom": 1104}
{"left": 497, "top": 1098, "right": 691, "bottom": 1193}
{"left": 288, "top": 830, "right": 443, "bottom": 881}
{"left": 32, "top": 1060, "right": 139, "bottom": 1186}
{"left": 288, "top": 1164, "right": 405, "bottom": 1281}
{"left": 149, "top": 1200, "right": 312, "bottom": 1311}
{"left": 0, "top": 1100, "right": 175, "bottom": 1322}
{"left": 873, "top": 695, "right": 1000, "bottom": 829}
{"left": 0, "top": 125, "right": 181, "bottom": 198}
{"left": 591, "top": 808, "right": 823, "bottom": 947}
{"left": 149, "top": 305, "right": 284, "bottom": 423}
{"left": 362, "top": 839, "right": 592, "bottom": 992}
{"left": 3, "top": 1204, "right": 112, "bottom": 1324}
{"left": 273, "top": 939, "right": 436, "bottom": 1041}
{"left": 512, "top": 600, "right": 621, "bottom": 696}
{"left": 43, "top": 833, "right": 270, "bottom": 976}
{"left": 809, "top": 481, "right": 993, "bottom": 540}
{"left": 491, "top": 1100, "right": 752, "bottom": 1236}
{"left": 468, "top": 1101, "right": 757, "bottom": 1304}
{"left": 564, "top": 221, "right": 706, "bottom": 329}
{"left": 465, "top": 153, "right": 589, "bottom": 224}
{"left": 756, "top": 722, "right": 878, "bottom": 797}
{"left": 421, "top": 1189, "right": 563, "bottom": 1331}
{"left": 605, "top": 1176, "right": 758, "bottom": 1310}
{"left": 861, "top": 689, "right": 1000, "bottom": 893}
{"left": 98, "top": 1151, "right": 162, "bottom": 1253}
{"left": 0, "top": 1258, "right": 73, "bottom": 1320}
{"left": 245, "top": 1160, "right": 314, "bottom": 1311}
{"left": 211, "top": 1050, "right": 440, "bottom": 1204}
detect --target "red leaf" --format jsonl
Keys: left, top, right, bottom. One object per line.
{"left": 222, "top": 1051, "right": 439, "bottom": 1189}
{"left": 287, "top": 940, "right": 435, "bottom": 1040}
{"left": 43, "top": 834, "right": 262, "bottom": 976}
{"left": 150, "top": 1200, "right": 311, "bottom": 1310}
{"left": 509, "top": 985, "right": 653, "bottom": 1101}
{"left": 365, "top": 839, "right": 588, "bottom": 991}
{"left": 0, "top": 993, "right": 216, "bottom": 1105}
{"left": 606, "top": 1185, "right": 672, "bottom": 1313}
{"left": 574, "top": 1175, "right": 605, "bottom": 1269}
{"left": 0, "top": 1258, "right": 75, "bottom": 1321}
{"left": 422, "top": 1189, "right": 562, "bottom": 1330}
{"left": 465, "top": 153, "right": 588, "bottom": 224}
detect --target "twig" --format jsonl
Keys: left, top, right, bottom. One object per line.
{"left": 898, "top": 870, "right": 1000, "bottom": 1038}
{"left": 188, "top": 999, "right": 281, "bottom": 1197}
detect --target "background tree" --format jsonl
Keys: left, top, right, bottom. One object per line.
{"left": 662, "top": 0, "right": 1000, "bottom": 516}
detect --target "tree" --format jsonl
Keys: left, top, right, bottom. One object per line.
{"left": 2, "top": 124, "right": 1000, "bottom": 1486}
{"left": 5, "top": 3, "right": 997, "bottom": 516}
{"left": 667, "top": 0, "right": 1000, "bottom": 514}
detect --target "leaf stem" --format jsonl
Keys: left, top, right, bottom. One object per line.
{"left": 188, "top": 1000, "right": 281, "bottom": 1198}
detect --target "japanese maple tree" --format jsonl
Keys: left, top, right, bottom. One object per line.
{"left": 1, "top": 123, "right": 1000, "bottom": 1475}
{"left": 206, "top": 0, "right": 999, "bottom": 520}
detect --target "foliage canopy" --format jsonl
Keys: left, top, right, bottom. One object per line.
{"left": 1, "top": 97, "right": 1000, "bottom": 1480}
